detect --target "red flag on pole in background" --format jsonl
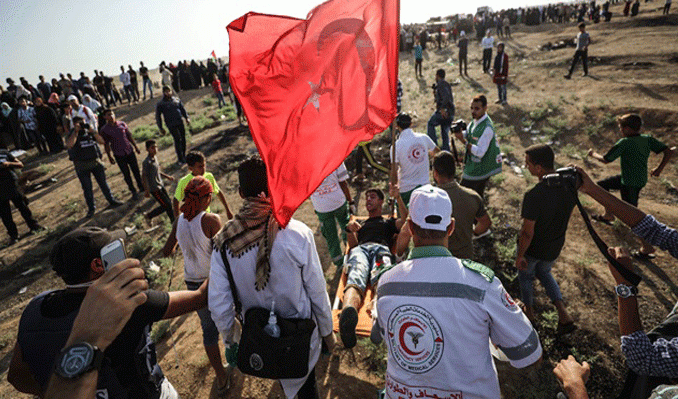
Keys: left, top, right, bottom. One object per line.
{"left": 227, "top": 0, "right": 399, "bottom": 226}
{"left": 210, "top": 50, "right": 217, "bottom": 61}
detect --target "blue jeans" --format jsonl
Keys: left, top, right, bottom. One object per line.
{"left": 427, "top": 111, "right": 452, "bottom": 151}
{"left": 143, "top": 78, "right": 153, "bottom": 98}
{"left": 518, "top": 256, "right": 563, "bottom": 307}
{"left": 497, "top": 84, "right": 507, "bottom": 103}
{"left": 215, "top": 91, "right": 226, "bottom": 108}
{"left": 186, "top": 281, "right": 220, "bottom": 346}
{"left": 75, "top": 163, "right": 116, "bottom": 212}
{"left": 344, "top": 243, "right": 392, "bottom": 295}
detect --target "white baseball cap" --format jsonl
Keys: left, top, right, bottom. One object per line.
{"left": 409, "top": 184, "right": 452, "bottom": 232}
{"left": 67, "top": 94, "right": 78, "bottom": 102}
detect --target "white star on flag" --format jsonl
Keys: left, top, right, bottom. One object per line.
{"left": 304, "top": 80, "right": 322, "bottom": 111}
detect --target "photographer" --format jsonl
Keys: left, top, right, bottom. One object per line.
{"left": 516, "top": 144, "right": 576, "bottom": 333}
{"left": 554, "top": 165, "right": 678, "bottom": 398}
{"left": 66, "top": 116, "right": 122, "bottom": 218}
{"left": 453, "top": 94, "right": 502, "bottom": 198}
{"left": 426, "top": 69, "right": 454, "bottom": 152}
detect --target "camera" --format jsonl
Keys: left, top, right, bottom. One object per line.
{"left": 431, "top": 83, "right": 437, "bottom": 90}
{"left": 543, "top": 166, "right": 582, "bottom": 189}
{"left": 82, "top": 123, "right": 91, "bottom": 131}
{"left": 451, "top": 119, "right": 467, "bottom": 133}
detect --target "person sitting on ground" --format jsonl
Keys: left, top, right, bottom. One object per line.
{"left": 7, "top": 227, "right": 210, "bottom": 398}
{"left": 172, "top": 150, "right": 233, "bottom": 219}
{"left": 432, "top": 151, "right": 491, "bottom": 259}
{"left": 391, "top": 113, "right": 439, "bottom": 208}
{"left": 142, "top": 139, "right": 175, "bottom": 222}
{"left": 375, "top": 184, "right": 542, "bottom": 399}
{"left": 161, "top": 176, "right": 232, "bottom": 397}
{"left": 587, "top": 113, "right": 673, "bottom": 259}
{"left": 339, "top": 184, "right": 407, "bottom": 348}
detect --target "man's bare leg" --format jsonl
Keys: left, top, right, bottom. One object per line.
{"left": 340, "top": 287, "right": 363, "bottom": 348}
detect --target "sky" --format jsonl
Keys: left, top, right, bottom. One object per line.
{"left": 1, "top": 0, "right": 554, "bottom": 85}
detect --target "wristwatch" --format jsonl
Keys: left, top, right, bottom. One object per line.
{"left": 615, "top": 284, "right": 638, "bottom": 298}
{"left": 54, "top": 342, "right": 104, "bottom": 379}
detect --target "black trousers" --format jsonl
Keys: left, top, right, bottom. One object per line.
{"left": 296, "top": 367, "right": 319, "bottom": 399}
{"left": 147, "top": 187, "right": 175, "bottom": 222}
{"left": 168, "top": 124, "right": 187, "bottom": 163}
{"left": 115, "top": 152, "right": 144, "bottom": 195}
{"left": 568, "top": 49, "right": 588, "bottom": 76}
{"left": 0, "top": 191, "right": 38, "bottom": 239}
{"left": 460, "top": 177, "right": 490, "bottom": 198}
{"left": 482, "top": 48, "right": 493, "bottom": 72}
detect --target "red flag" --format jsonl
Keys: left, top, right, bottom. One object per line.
{"left": 210, "top": 50, "right": 217, "bottom": 61}
{"left": 228, "top": 0, "right": 399, "bottom": 226}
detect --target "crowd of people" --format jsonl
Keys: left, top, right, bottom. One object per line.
{"left": 1, "top": 2, "right": 677, "bottom": 398}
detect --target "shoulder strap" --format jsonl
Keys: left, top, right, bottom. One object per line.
{"left": 460, "top": 259, "right": 495, "bottom": 283}
{"left": 219, "top": 243, "right": 243, "bottom": 322}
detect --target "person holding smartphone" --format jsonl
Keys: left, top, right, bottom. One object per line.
{"left": 8, "top": 226, "right": 209, "bottom": 399}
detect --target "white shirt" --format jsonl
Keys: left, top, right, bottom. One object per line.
{"left": 481, "top": 36, "right": 495, "bottom": 49}
{"left": 391, "top": 128, "right": 437, "bottom": 193}
{"left": 69, "top": 105, "right": 98, "bottom": 131}
{"left": 120, "top": 71, "right": 131, "bottom": 86}
{"left": 209, "top": 219, "right": 333, "bottom": 399}
{"left": 176, "top": 212, "right": 212, "bottom": 282}
{"left": 310, "top": 163, "right": 349, "bottom": 213}
{"left": 463, "top": 114, "right": 496, "bottom": 159}
{"left": 161, "top": 69, "right": 172, "bottom": 86}
{"left": 376, "top": 251, "right": 542, "bottom": 399}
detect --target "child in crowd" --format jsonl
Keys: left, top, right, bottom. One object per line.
{"left": 142, "top": 139, "right": 175, "bottom": 223}
{"left": 211, "top": 74, "right": 227, "bottom": 109}
{"left": 173, "top": 150, "right": 233, "bottom": 219}
{"left": 588, "top": 113, "right": 673, "bottom": 258}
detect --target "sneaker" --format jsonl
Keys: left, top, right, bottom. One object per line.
{"left": 8, "top": 237, "right": 18, "bottom": 246}
{"left": 109, "top": 200, "right": 124, "bottom": 208}
{"left": 564, "top": 75, "right": 571, "bottom": 79}
{"left": 131, "top": 192, "right": 139, "bottom": 201}
{"left": 495, "top": 100, "right": 502, "bottom": 104}
{"left": 582, "top": 73, "right": 588, "bottom": 77}
{"left": 86, "top": 209, "right": 96, "bottom": 218}
{"left": 339, "top": 306, "right": 359, "bottom": 349}
{"left": 29, "top": 224, "right": 44, "bottom": 234}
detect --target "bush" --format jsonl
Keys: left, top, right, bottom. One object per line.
{"left": 131, "top": 125, "right": 159, "bottom": 142}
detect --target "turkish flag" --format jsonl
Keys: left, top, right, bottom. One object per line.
{"left": 228, "top": 0, "right": 399, "bottom": 226}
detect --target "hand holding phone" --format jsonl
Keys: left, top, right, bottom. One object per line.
{"left": 100, "top": 239, "right": 127, "bottom": 271}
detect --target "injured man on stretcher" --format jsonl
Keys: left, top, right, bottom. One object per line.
{"left": 339, "top": 183, "right": 408, "bottom": 348}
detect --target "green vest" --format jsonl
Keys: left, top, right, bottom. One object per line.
{"left": 462, "top": 115, "right": 502, "bottom": 181}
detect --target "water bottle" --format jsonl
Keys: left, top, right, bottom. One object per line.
{"left": 263, "top": 300, "right": 281, "bottom": 338}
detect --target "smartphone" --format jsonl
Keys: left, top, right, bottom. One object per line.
{"left": 100, "top": 238, "right": 127, "bottom": 271}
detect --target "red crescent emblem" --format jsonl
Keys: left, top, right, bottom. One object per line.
{"left": 399, "top": 322, "right": 424, "bottom": 356}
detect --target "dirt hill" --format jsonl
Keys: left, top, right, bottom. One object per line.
{"left": 0, "top": 3, "right": 677, "bottom": 398}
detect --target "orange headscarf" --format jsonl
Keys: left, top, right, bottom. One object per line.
{"left": 180, "top": 176, "right": 213, "bottom": 221}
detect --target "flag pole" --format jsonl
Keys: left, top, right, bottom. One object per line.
{"left": 389, "top": 0, "right": 401, "bottom": 218}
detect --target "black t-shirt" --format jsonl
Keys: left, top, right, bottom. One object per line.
{"left": 522, "top": 180, "right": 577, "bottom": 261}
{"left": 19, "top": 289, "right": 169, "bottom": 398}
{"left": 357, "top": 216, "right": 398, "bottom": 248}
